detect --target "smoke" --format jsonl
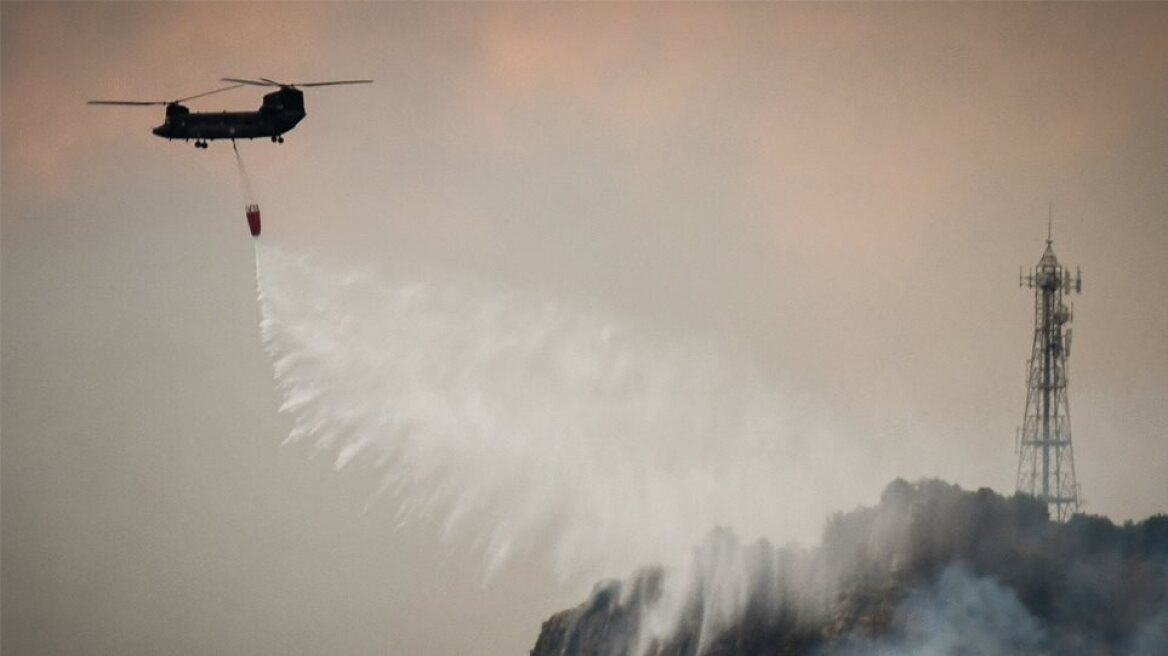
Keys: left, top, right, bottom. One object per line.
{"left": 252, "top": 241, "right": 875, "bottom": 580}
{"left": 838, "top": 564, "right": 1048, "bottom": 656}
{"left": 1130, "top": 610, "right": 1168, "bottom": 656}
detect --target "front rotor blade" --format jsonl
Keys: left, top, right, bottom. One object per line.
{"left": 221, "top": 77, "right": 279, "bottom": 87}
{"left": 293, "top": 79, "right": 374, "bottom": 87}
{"left": 87, "top": 100, "right": 166, "bottom": 106}
{"left": 173, "top": 84, "right": 244, "bottom": 104}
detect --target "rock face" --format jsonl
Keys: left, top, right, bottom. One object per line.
{"left": 531, "top": 480, "right": 1168, "bottom": 656}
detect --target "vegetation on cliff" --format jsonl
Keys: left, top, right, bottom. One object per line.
{"left": 532, "top": 480, "right": 1168, "bottom": 655}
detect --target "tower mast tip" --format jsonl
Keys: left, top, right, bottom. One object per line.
{"left": 1047, "top": 201, "right": 1054, "bottom": 244}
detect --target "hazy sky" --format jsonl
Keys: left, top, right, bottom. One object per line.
{"left": 4, "top": 3, "right": 1167, "bottom": 655}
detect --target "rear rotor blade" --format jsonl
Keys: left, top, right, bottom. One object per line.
{"left": 173, "top": 84, "right": 244, "bottom": 103}
{"left": 90, "top": 83, "right": 245, "bottom": 106}
{"left": 88, "top": 100, "right": 168, "bottom": 106}
{"left": 293, "top": 79, "right": 374, "bottom": 87}
{"left": 221, "top": 77, "right": 279, "bottom": 87}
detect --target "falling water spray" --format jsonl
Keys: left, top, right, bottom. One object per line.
{"left": 250, "top": 242, "right": 876, "bottom": 586}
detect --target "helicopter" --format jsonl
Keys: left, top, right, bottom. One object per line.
{"left": 88, "top": 78, "right": 372, "bottom": 148}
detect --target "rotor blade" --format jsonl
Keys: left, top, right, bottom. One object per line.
{"left": 293, "top": 79, "right": 374, "bottom": 87}
{"left": 259, "top": 78, "right": 283, "bottom": 86}
{"left": 221, "top": 77, "right": 279, "bottom": 87}
{"left": 88, "top": 100, "right": 167, "bottom": 106}
{"left": 173, "top": 84, "right": 244, "bottom": 104}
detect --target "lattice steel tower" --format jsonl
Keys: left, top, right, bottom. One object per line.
{"left": 1016, "top": 219, "right": 1083, "bottom": 521}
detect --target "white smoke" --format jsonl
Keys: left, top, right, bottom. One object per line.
{"left": 855, "top": 564, "right": 1048, "bottom": 656}
{"left": 253, "top": 241, "right": 866, "bottom": 581}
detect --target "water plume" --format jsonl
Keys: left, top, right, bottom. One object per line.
{"left": 252, "top": 241, "right": 861, "bottom": 580}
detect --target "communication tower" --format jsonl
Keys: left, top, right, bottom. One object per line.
{"left": 1016, "top": 217, "right": 1082, "bottom": 521}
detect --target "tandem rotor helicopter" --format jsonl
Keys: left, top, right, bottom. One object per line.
{"left": 88, "top": 77, "right": 372, "bottom": 148}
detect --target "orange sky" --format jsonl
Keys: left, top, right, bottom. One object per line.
{"left": 4, "top": 3, "right": 1168, "bottom": 654}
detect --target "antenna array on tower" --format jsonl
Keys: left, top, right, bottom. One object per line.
{"left": 1015, "top": 226, "right": 1083, "bottom": 521}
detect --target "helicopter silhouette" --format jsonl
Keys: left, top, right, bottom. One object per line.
{"left": 88, "top": 78, "right": 372, "bottom": 148}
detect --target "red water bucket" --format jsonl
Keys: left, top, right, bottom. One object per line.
{"left": 245, "top": 204, "right": 261, "bottom": 237}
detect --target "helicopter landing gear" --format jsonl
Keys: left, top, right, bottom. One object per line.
{"left": 271, "top": 135, "right": 284, "bottom": 143}
{"left": 194, "top": 140, "right": 209, "bottom": 149}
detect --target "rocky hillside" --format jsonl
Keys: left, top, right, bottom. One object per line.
{"left": 531, "top": 480, "right": 1168, "bottom": 655}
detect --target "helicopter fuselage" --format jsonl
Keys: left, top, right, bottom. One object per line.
{"left": 152, "top": 87, "right": 305, "bottom": 143}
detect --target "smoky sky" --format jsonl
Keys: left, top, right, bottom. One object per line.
{"left": 4, "top": 3, "right": 1168, "bottom": 655}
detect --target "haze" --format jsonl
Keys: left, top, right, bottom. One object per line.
{"left": 4, "top": 3, "right": 1167, "bottom": 655}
